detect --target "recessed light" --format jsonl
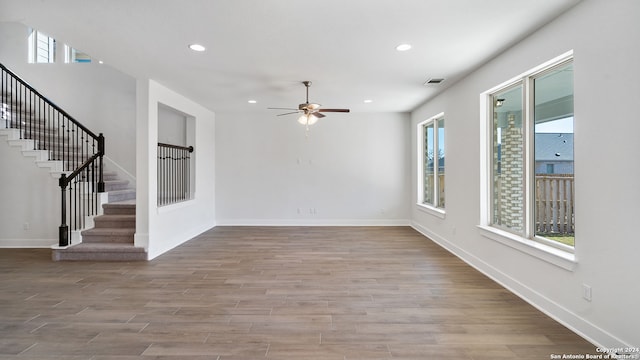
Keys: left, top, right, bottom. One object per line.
{"left": 248, "top": 100, "right": 257, "bottom": 104}
{"left": 395, "top": 43, "right": 412, "bottom": 51}
{"left": 98, "top": 60, "right": 104, "bottom": 64}
{"left": 189, "top": 44, "right": 206, "bottom": 52}
{"left": 364, "top": 99, "right": 373, "bottom": 103}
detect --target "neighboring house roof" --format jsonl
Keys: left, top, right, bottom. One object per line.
{"left": 535, "top": 133, "right": 573, "bottom": 161}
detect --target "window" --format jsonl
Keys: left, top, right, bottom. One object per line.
{"left": 28, "top": 29, "right": 56, "bottom": 63}
{"left": 28, "top": 29, "right": 94, "bottom": 64}
{"left": 64, "top": 45, "right": 92, "bottom": 63}
{"left": 486, "top": 56, "right": 574, "bottom": 250}
{"left": 418, "top": 113, "right": 445, "bottom": 212}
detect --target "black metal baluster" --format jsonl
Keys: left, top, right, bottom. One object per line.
{"left": 162, "top": 147, "right": 165, "bottom": 205}
{"left": 158, "top": 146, "right": 162, "bottom": 206}
{"left": 17, "top": 76, "right": 21, "bottom": 137}
{"left": 56, "top": 112, "right": 60, "bottom": 161}
{"left": 72, "top": 122, "right": 77, "bottom": 171}
{"left": 73, "top": 178, "right": 78, "bottom": 235}
{"left": 160, "top": 146, "right": 163, "bottom": 206}
{"left": 47, "top": 102, "right": 52, "bottom": 159}
{"left": 59, "top": 174, "right": 68, "bottom": 247}
{"left": 180, "top": 148, "right": 185, "bottom": 200}
{"left": 98, "top": 134, "right": 104, "bottom": 193}
{"left": 178, "top": 148, "right": 182, "bottom": 201}
{"left": 156, "top": 146, "right": 159, "bottom": 206}
{"left": 172, "top": 147, "right": 176, "bottom": 203}
{"left": 186, "top": 151, "right": 190, "bottom": 200}
{"left": 167, "top": 147, "right": 170, "bottom": 204}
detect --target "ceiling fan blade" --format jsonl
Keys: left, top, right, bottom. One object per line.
{"left": 313, "top": 112, "right": 326, "bottom": 118}
{"left": 318, "top": 108, "right": 350, "bottom": 113}
{"left": 268, "top": 107, "right": 299, "bottom": 110}
{"left": 276, "top": 111, "right": 300, "bottom": 116}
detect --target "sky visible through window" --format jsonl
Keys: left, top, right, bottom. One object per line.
{"left": 535, "top": 117, "right": 573, "bottom": 133}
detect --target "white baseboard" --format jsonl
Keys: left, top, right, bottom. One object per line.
{"left": 410, "top": 221, "right": 631, "bottom": 351}
{"left": 0, "top": 238, "right": 56, "bottom": 248}
{"left": 214, "top": 218, "right": 411, "bottom": 226}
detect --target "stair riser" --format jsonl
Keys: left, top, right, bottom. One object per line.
{"left": 103, "top": 209, "right": 136, "bottom": 215}
{"left": 93, "top": 220, "right": 135, "bottom": 228}
{"left": 109, "top": 192, "right": 136, "bottom": 202}
{"left": 105, "top": 183, "right": 130, "bottom": 191}
{"left": 52, "top": 251, "right": 146, "bottom": 261}
{"left": 81, "top": 234, "right": 134, "bottom": 244}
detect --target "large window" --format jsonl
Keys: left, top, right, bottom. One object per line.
{"left": 28, "top": 29, "right": 93, "bottom": 64}
{"left": 28, "top": 30, "right": 56, "bottom": 63}
{"left": 418, "top": 113, "right": 445, "bottom": 212}
{"left": 487, "top": 56, "right": 574, "bottom": 250}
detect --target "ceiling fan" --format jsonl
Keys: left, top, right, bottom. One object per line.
{"left": 268, "top": 81, "right": 350, "bottom": 126}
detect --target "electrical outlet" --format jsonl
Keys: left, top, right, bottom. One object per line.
{"left": 582, "top": 284, "right": 592, "bottom": 302}
{"left": 23, "top": 222, "right": 30, "bottom": 230}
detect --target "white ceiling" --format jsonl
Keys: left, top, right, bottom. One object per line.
{"left": 1, "top": 0, "right": 581, "bottom": 114}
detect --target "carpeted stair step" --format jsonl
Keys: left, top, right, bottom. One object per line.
{"left": 93, "top": 214, "right": 135, "bottom": 228}
{"left": 52, "top": 243, "right": 146, "bottom": 261}
{"left": 103, "top": 201, "right": 136, "bottom": 215}
{"left": 81, "top": 227, "right": 135, "bottom": 244}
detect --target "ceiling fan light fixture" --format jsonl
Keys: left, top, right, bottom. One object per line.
{"left": 298, "top": 114, "right": 318, "bottom": 125}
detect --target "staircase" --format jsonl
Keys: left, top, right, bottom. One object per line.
{"left": 51, "top": 172, "right": 146, "bottom": 261}
{"left": 52, "top": 202, "right": 146, "bottom": 261}
{"left": 1, "top": 62, "right": 146, "bottom": 261}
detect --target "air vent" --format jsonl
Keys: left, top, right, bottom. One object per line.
{"left": 424, "top": 78, "right": 445, "bottom": 85}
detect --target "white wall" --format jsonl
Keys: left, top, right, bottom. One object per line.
{"left": 411, "top": 0, "right": 639, "bottom": 349}
{"left": 215, "top": 111, "right": 411, "bottom": 225}
{"left": 0, "top": 141, "right": 59, "bottom": 247}
{"left": 136, "top": 79, "right": 215, "bottom": 260}
{"left": 157, "top": 104, "right": 186, "bottom": 146}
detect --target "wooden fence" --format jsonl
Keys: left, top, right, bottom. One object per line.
{"left": 535, "top": 174, "right": 574, "bottom": 235}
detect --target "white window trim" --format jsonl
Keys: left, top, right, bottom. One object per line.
{"left": 417, "top": 112, "right": 445, "bottom": 218}
{"left": 28, "top": 29, "right": 55, "bottom": 64}
{"left": 479, "top": 50, "right": 576, "bottom": 271}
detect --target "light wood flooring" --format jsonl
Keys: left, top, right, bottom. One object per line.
{"left": 0, "top": 226, "right": 595, "bottom": 359}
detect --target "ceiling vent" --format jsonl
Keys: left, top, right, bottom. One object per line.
{"left": 424, "top": 78, "right": 445, "bottom": 85}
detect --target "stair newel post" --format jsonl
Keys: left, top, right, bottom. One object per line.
{"left": 97, "top": 133, "right": 105, "bottom": 193}
{"left": 58, "top": 173, "right": 69, "bottom": 247}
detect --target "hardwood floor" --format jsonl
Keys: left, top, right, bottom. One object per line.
{"left": 0, "top": 226, "right": 596, "bottom": 359}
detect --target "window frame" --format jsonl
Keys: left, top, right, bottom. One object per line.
{"left": 478, "top": 51, "right": 575, "bottom": 270}
{"left": 64, "top": 45, "right": 92, "bottom": 63}
{"left": 417, "top": 112, "right": 445, "bottom": 218}
{"left": 28, "top": 29, "right": 56, "bottom": 64}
